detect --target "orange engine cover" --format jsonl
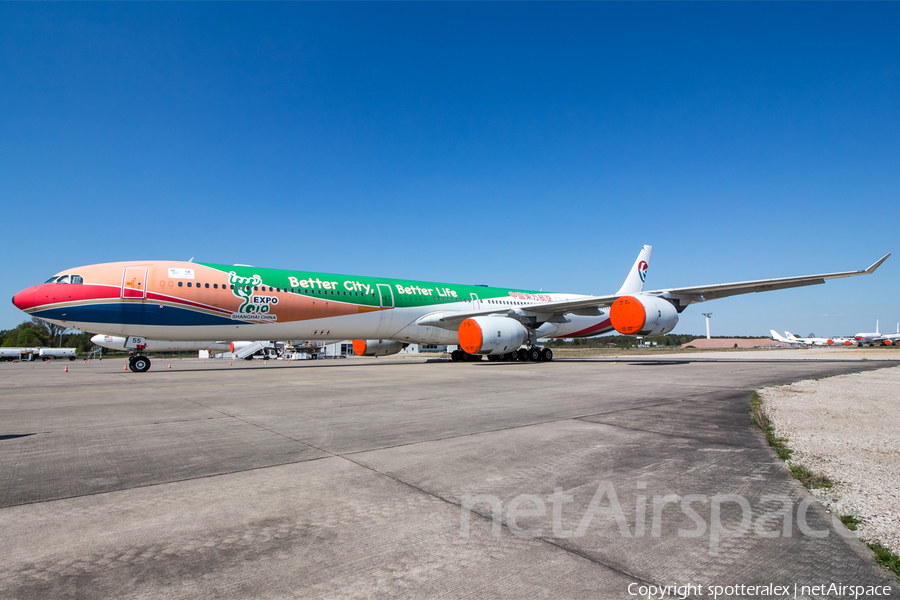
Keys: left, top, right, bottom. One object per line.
{"left": 458, "top": 319, "right": 484, "bottom": 354}
{"left": 610, "top": 296, "right": 647, "bottom": 335}
{"left": 609, "top": 295, "right": 678, "bottom": 337}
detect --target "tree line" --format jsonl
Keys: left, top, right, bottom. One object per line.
{"left": 1, "top": 319, "right": 96, "bottom": 352}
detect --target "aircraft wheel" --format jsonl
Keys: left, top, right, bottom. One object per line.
{"left": 541, "top": 348, "right": 553, "bottom": 362}
{"left": 451, "top": 350, "right": 462, "bottom": 362}
{"left": 527, "top": 347, "right": 541, "bottom": 361}
{"left": 131, "top": 356, "right": 151, "bottom": 372}
{"left": 487, "top": 355, "right": 498, "bottom": 362}
{"left": 516, "top": 349, "right": 528, "bottom": 361}
{"left": 507, "top": 351, "right": 517, "bottom": 361}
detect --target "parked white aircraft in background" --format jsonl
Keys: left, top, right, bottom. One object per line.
{"left": 775, "top": 331, "right": 852, "bottom": 346}
{"left": 770, "top": 330, "right": 802, "bottom": 345}
{"left": 788, "top": 331, "right": 853, "bottom": 346}
{"left": 880, "top": 323, "right": 900, "bottom": 346}
{"left": 854, "top": 320, "right": 882, "bottom": 346}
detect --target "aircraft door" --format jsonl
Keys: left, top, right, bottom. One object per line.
{"left": 121, "top": 267, "right": 148, "bottom": 299}
{"left": 374, "top": 283, "right": 396, "bottom": 337}
{"left": 470, "top": 293, "right": 480, "bottom": 311}
{"left": 377, "top": 284, "right": 394, "bottom": 308}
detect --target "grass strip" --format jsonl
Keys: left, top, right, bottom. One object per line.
{"left": 751, "top": 391, "right": 900, "bottom": 577}
{"left": 749, "top": 392, "right": 793, "bottom": 461}
{"left": 867, "top": 542, "right": 900, "bottom": 576}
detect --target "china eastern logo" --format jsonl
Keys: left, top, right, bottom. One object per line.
{"left": 638, "top": 261, "right": 649, "bottom": 282}
{"left": 228, "top": 271, "right": 278, "bottom": 321}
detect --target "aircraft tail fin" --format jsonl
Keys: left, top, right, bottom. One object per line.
{"left": 616, "top": 245, "right": 652, "bottom": 296}
{"left": 784, "top": 331, "right": 800, "bottom": 341}
{"left": 770, "top": 330, "right": 792, "bottom": 343}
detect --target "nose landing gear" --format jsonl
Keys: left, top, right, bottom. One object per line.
{"left": 128, "top": 356, "right": 152, "bottom": 372}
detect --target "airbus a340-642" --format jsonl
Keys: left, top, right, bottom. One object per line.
{"left": 11, "top": 246, "right": 890, "bottom": 372}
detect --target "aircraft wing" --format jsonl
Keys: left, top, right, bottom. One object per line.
{"left": 656, "top": 253, "right": 890, "bottom": 303}
{"left": 417, "top": 253, "right": 890, "bottom": 330}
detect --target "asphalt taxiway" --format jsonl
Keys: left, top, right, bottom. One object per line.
{"left": 1, "top": 353, "right": 897, "bottom": 599}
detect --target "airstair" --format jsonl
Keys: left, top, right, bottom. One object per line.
{"left": 233, "top": 341, "right": 269, "bottom": 360}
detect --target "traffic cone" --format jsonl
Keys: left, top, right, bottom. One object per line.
{"left": 123, "top": 363, "right": 128, "bottom": 371}
{"left": 229, "top": 361, "right": 232, "bottom": 366}
{"left": 64, "top": 365, "right": 68, "bottom": 372}
{"left": 168, "top": 363, "right": 172, "bottom": 369}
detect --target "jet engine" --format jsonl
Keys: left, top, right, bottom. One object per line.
{"left": 458, "top": 317, "right": 528, "bottom": 355}
{"left": 609, "top": 295, "right": 678, "bottom": 337}
{"left": 352, "top": 339, "right": 407, "bottom": 357}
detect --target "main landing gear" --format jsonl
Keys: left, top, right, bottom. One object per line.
{"left": 450, "top": 347, "right": 553, "bottom": 362}
{"left": 128, "top": 355, "right": 151, "bottom": 373}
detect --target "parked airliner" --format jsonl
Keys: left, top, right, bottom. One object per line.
{"left": 854, "top": 320, "right": 883, "bottom": 346}
{"left": 12, "top": 246, "right": 890, "bottom": 371}
{"left": 778, "top": 331, "right": 852, "bottom": 346}
{"left": 881, "top": 324, "right": 900, "bottom": 346}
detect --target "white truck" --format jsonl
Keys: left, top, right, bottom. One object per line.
{"left": 38, "top": 348, "right": 78, "bottom": 360}
{"left": 0, "top": 348, "right": 25, "bottom": 362}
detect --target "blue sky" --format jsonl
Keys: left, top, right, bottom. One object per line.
{"left": 2, "top": 3, "right": 897, "bottom": 337}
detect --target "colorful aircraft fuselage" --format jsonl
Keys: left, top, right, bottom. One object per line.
{"left": 12, "top": 260, "right": 613, "bottom": 345}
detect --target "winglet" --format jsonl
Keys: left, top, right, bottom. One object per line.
{"left": 865, "top": 253, "right": 890, "bottom": 274}
{"left": 616, "top": 245, "right": 652, "bottom": 296}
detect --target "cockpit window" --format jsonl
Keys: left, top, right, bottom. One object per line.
{"left": 44, "top": 274, "right": 83, "bottom": 284}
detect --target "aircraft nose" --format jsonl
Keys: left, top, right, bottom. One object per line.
{"left": 12, "top": 287, "right": 36, "bottom": 311}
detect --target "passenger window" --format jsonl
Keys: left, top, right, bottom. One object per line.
{"left": 205, "top": 283, "right": 210, "bottom": 288}
{"left": 178, "top": 281, "right": 183, "bottom": 287}
{"left": 230, "top": 285, "right": 234, "bottom": 290}
{"left": 214, "top": 284, "right": 218, "bottom": 289}
{"left": 187, "top": 282, "right": 192, "bottom": 287}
